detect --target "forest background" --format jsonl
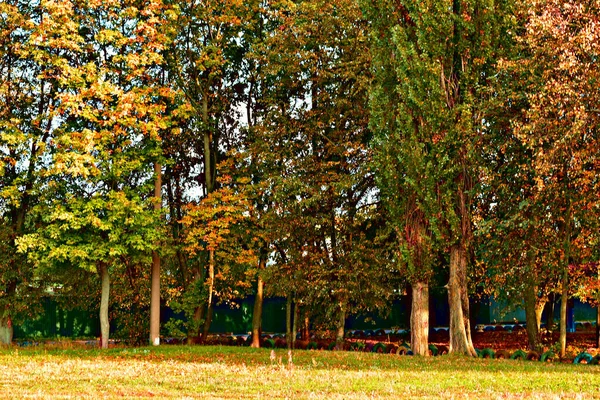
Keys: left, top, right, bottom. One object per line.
{"left": 0, "top": 0, "right": 598, "bottom": 359}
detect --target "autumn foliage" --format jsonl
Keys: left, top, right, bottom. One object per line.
{"left": 0, "top": 0, "right": 598, "bottom": 353}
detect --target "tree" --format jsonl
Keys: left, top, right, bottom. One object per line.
{"left": 0, "top": 0, "right": 62, "bottom": 344}
{"left": 16, "top": 0, "right": 174, "bottom": 348}
{"left": 499, "top": 0, "right": 600, "bottom": 357}
{"left": 164, "top": 0, "right": 257, "bottom": 340}
{"left": 368, "top": 0, "right": 507, "bottom": 355}
{"left": 242, "top": 0, "right": 395, "bottom": 345}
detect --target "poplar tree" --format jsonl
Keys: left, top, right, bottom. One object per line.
{"left": 368, "top": 0, "right": 506, "bottom": 355}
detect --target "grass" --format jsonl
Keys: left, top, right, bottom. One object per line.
{"left": 0, "top": 345, "right": 599, "bottom": 399}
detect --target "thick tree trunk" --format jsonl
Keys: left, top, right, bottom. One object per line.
{"left": 98, "top": 263, "right": 110, "bottom": 349}
{"left": 535, "top": 301, "right": 545, "bottom": 331}
{"left": 201, "top": 303, "right": 214, "bottom": 342}
{"left": 0, "top": 311, "right": 12, "bottom": 345}
{"left": 335, "top": 302, "right": 346, "bottom": 349}
{"left": 411, "top": 282, "right": 429, "bottom": 356}
{"left": 250, "top": 271, "right": 264, "bottom": 348}
{"left": 150, "top": 162, "right": 162, "bottom": 346}
{"left": 524, "top": 282, "right": 541, "bottom": 351}
{"left": 448, "top": 245, "right": 476, "bottom": 356}
{"left": 302, "top": 315, "right": 310, "bottom": 341}
{"left": 286, "top": 296, "right": 293, "bottom": 349}
{"left": 189, "top": 303, "right": 205, "bottom": 342}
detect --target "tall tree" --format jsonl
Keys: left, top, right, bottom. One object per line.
{"left": 0, "top": 0, "right": 62, "bottom": 344}
{"left": 244, "top": 0, "right": 394, "bottom": 344}
{"left": 499, "top": 0, "right": 600, "bottom": 357}
{"left": 16, "top": 0, "right": 174, "bottom": 348}
{"left": 164, "top": 0, "right": 256, "bottom": 340}
{"left": 368, "top": 0, "right": 507, "bottom": 355}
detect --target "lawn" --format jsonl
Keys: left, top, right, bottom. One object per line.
{"left": 0, "top": 345, "right": 598, "bottom": 399}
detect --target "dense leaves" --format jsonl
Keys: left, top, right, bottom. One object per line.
{"left": 0, "top": 0, "right": 598, "bottom": 349}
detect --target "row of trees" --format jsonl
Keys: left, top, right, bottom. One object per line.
{"left": 1, "top": 0, "right": 598, "bottom": 356}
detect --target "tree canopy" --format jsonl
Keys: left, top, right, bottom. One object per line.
{"left": 1, "top": 0, "right": 598, "bottom": 353}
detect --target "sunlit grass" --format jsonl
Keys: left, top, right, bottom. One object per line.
{"left": 0, "top": 345, "right": 598, "bottom": 398}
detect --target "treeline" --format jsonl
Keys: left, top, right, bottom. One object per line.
{"left": 0, "top": 0, "right": 598, "bottom": 356}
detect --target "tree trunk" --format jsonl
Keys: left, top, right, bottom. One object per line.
{"left": 546, "top": 293, "right": 555, "bottom": 330}
{"left": 292, "top": 302, "right": 299, "bottom": 349}
{"left": 559, "top": 269, "right": 568, "bottom": 358}
{"left": 190, "top": 303, "right": 205, "bottom": 342}
{"left": 150, "top": 162, "right": 162, "bottom": 346}
{"left": 286, "top": 295, "right": 293, "bottom": 349}
{"left": 98, "top": 262, "right": 110, "bottom": 349}
{"left": 448, "top": 245, "right": 476, "bottom": 356}
{"left": 596, "top": 305, "right": 600, "bottom": 348}
{"left": 335, "top": 302, "right": 346, "bottom": 349}
{"left": 410, "top": 281, "right": 429, "bottom": 356}
{"left": 302, "top": 315, "right": 310, "bottom": 341}
{"left": 250, "top": 264, "right": 264, "bottom": 348}
{"left": 202, "top": 96, "right": 213, "bottom": 195}
{"left": 201, "top": 250, "right": 215, "bottom": 341}
{"left": 201, "top": 302, "right": 214, "bottom": 342}
{"left": 524, "top": 282, "right": 541, "bottom": 351}
{"left": 0, "top": 311, "right": 12, "bottom": 345}
{"left": 535, "top": 301, "right": 545, "bottom": 331}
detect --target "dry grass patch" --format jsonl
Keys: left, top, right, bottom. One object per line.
{"left": 0, "top": 345, "right": 598, "bottom": 399}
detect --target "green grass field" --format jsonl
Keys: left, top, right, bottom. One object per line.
{"left": 0, "top": 345, "right": 598, "bottom": 399}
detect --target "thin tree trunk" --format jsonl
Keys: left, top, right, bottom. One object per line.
{"left": 292, "top": 302, "right": 299, "bottom": 349}
{"left": 98, "top": 262, "right": 110, "bottom": 349}
{"left": 201, "top": 250, "right": 216, "bottom": 341}
{"left": 286, "top": 295, "right": 293, "bottom": 349}
{"left": 559, "top": 269, "right": 568, "bottom": 358}
{"left": 150, "top": 162, "right": 161, "bottom": 346}
{"left": 524, "top": 282, "right": 541, "bottom": 351}
{"left": 546, "top": 293, "right": 555, "bottom": 330}
{"left": 559, "top": 200, "right": 572, "bottom": 358}
{"left": 251, "top": 258, "right": 265, "bottom": 348}
{"left": 411, "top": 281, "right": 429, "bottom": 356}
{"left": 448, "top": 244, "right": 476, "bottom": 356}
{"left": 596, "top": 305, "right": 600, "bottom": 348}
{"left": 202, "top": 96, "right": 213, "bottom": 195}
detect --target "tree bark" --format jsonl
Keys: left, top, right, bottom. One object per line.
{"left": 201, "top": 250, "right": 215, "bottom": 341}
{"left": 150, "top": 162, "right": 161, "bottom": 346}
{"left": 286, "top": 295, "right": 293, "bottom": 349}
{"left": 546, "top": 293, "right": 555, "bottom": 330}
{"left": 98, "top": 262, "right": 110, "bottom": 349}
{"left": 411, "top": 281, "right": 429, "bottom": 356}
{"left": 292, "top": 302, "right": 299, "bottom": 349}
{"left": 524, "top": 282, "right": 541, "bottom": 351}
{"left": 250, "top": 260, "right": 265, "bottom": 348}
{"left": 302, "top": 315, "right": 310, "bottom": 341}
{"left": 559, "top": 199, "right": 572, "bottom": 358}
{"left": 559, "top": 268, "right": 568, "bottom": 358}
{"left": 0, "top": 311, "right": 12, "bottom": 345}
{"left": 335, "top": 301, "right": 346, "bottom": 349}
{"left": 202, "top": 96, "right": 213, "bottom": 195}
{"left": 596, "top": 305, "right": 600, "bottom": 348}
{"left": 535, "top": 301, "right": 545, "bottom": 331}
{"left": 448, "top": 244, "right": 476, "bottom": 356}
